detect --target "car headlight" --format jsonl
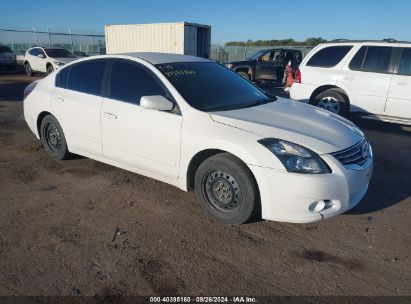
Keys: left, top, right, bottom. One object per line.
{"left": 258, "top": 138, "right": 331, "bottom": 174}
{"left": 225, "top": 63, "right": 233, "bottom": 69}
{"left": 53, "top": 61, "right": 65, "bottom": 66}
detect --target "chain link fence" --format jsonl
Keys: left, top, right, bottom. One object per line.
{"left": 0, "top": 27, "right": 106, "bottom": 56}
{"left": 1, "top": 27, "right": 313, "bottom": 63}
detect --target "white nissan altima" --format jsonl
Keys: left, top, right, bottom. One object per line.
{"left": 23, "top": 52, "right": 373, "bottom": 224}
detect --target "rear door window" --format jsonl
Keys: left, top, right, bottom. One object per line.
{"left": 284, "top": 50, "right": 301, "bottom": 62}
{"left": 349, "top": 46, "right": 367, "bottom": 70}
{"left": 398, "top": 48, "right": 411, "bottom": 76}
{"left": 306, "top": 45, "right": 353, "bottom": 67}
{"left": 67, "top": 60, "right": 107, "bottom": 95}
{"left": 108, "top": 60, "right": 166, "bottom": 105}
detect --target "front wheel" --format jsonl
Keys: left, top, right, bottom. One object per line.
{"left": 40, "top": 115, "right": 71, "bottom": 160}
{"left": 25, "top": 62, "right": 33, "bottom": 76}
{"left": 195, "top": 153, "right": 260, "bottom": 224}
{"left": 312, "top": 89, "right": 349, "bottom": 117}
{"left": 47, "top": 64, "right": 54, "bottom": 74}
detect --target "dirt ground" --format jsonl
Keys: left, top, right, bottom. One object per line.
{"left": 0, "top": 70, "right": 410, "bottom": 298}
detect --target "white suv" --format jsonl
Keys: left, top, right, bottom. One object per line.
{"left": 290, "top": 40, "right": 411, "bottom": 125}
{"left": 24, "top": 47, "right": 78, "bottom": 76}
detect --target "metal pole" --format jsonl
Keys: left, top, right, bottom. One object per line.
{"left": 32, "top": 27, "right": 39, "bottom": 46}
{"left": 47, "top": 27, "right": 51, "bottom": 46}
{"left": 244, "top": 46, "right": 247, "bottom": 60}
{"left": 90, "top": 30, "right": 93, "bottom": 54}
{"left": 69, "top": 28, "right": 74, "bottom": 52}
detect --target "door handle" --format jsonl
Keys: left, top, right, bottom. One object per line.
{"left": 397, "top": 81, "right": 407, "bottom": 86}
{"left": 54, "top": 97, "right": 64, "bottom": 103}
{"left": 103, "top": 112, "right": 117, "bottom": 119}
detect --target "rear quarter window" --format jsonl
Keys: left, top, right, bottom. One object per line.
{"left": 306, "top": 45, "right": 353, "bottom": 68}
{"left": 55, "top": 67, "right": 71, "bottom": 89}
{"left": 398, "top": 48, "right": 411, "bottom": 76}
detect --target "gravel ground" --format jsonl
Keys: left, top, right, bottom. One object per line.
{"left": 0, "top": 70, "right": 410, "bottom": 298}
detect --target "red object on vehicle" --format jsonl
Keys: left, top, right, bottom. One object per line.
{"left": 285, "top": 62, "right": 294, "bottom": 87}
{"left": 294, "top": 68, "right": 301, "bottom": 83}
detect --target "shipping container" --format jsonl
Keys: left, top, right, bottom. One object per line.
{"left": 105, "top": 22, "right": 211, "bottom": 58}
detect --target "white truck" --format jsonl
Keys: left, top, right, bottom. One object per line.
{"left": 105, "top": 22, "right": 211, "bottom": 58}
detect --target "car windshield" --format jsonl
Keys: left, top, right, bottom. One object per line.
{"left": 0, "top": 45, "right": 13, "bottom": 53}
{"left": 44, "top": 48, "right": 77, "bottom": 58}
{"left": 247, "top": 50, "right": 269, "bottom": 60}
{"left": 156, "top": 62, "right": 275, "bottom": 112}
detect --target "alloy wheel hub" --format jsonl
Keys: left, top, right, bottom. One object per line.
{"left": 318, "top": 96, "right": 341, "bottom": 113}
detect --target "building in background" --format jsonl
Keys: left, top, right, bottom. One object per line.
{"left": 105, "top": 22, "right": 211, "bottom": 58}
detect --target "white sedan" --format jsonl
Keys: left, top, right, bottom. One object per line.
{"left": 23, "top": 53, "right": 373, "bottom": 224}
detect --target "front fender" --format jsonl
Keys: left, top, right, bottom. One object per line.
{"left": 177, "top": 108, "right": 286, "bottom": 190}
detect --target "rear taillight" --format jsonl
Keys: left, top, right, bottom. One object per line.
{"left": 295, "top": 68, "right": 301, "bottom": 83}
{"left": 23, "top": 81, "right": 38, "bottom": 100}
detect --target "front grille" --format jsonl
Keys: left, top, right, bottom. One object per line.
{"left": 331, "top": 138, "right": 370, "bottom": 167}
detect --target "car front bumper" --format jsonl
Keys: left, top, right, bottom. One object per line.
{"left": 248, "top": 151, "right": 373, "bottom": 223}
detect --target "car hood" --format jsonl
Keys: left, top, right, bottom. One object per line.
{"left": 209, "top": 98, "right": 364, "bottom": 154}
{"left": 51, "top": 57, "right": 77, "bottom": 64}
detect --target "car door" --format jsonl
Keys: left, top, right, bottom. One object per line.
{"left": 36, "top": 48, "right": 48, "bottom": 72}
{"left": 385, "top": 47, "right": 411, "bottom": 119}
{"left": 337, "top": 45, "right": 395, "bottom": 114}
{"left": 28, "top": 48, "right": 41, "bottom": 71}
{"left": 101, "top": 59, "right": 182, "bottom": 178}
{"left": 255, "top": 50, "right": 281, "bottom": 81}
{"left": 52, "top": 59, "right": 107, "bottom": 156}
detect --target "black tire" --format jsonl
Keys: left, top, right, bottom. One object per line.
{"left": 237, "top": 71, "right": 250, "bottom": 81}
{"left": 311, "top": 89, "right": 349, "bottom": 117}
{"left": 40, "top": 115, "right": 71, "bottom": 160}
{"left": 195, "top": 153, "right": 260, "bottom": 224}
{"left": 25, "top": 62, "right": 33, "bottom": 77}
{"left": 46, "top": 64, "right": 54, "bottom": 74}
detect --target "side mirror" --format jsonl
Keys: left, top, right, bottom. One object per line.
{"left": 37, "top": 54, "right": 45, "bottom": 59}
{"left": 256, "top": 57, "right": 262, "bottom": 62}
{"left": 140, "top": 95, "right": 174, "bottom": 111}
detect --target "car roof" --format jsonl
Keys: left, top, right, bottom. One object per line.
{"left": 120, "top": 52, "right": 212, "bottom": 64}
{"left": 322, "top": 39, "right": 411, "bottom": 46}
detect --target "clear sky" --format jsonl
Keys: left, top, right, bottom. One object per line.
{"left": 1, "top": 0, "right": 410, "bottom": 44}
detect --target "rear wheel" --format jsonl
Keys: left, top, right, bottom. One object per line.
{"left": 40, "top": 115, "right": 71, "bottom": 160}
{"left": 25, "top": 62, "right": 33, "bottom": 76}
{"left": 312, "top": 89, "right": 349, "bottom": 117}
{"left": 195, "top": 153, "right": 260, "bottom": 224}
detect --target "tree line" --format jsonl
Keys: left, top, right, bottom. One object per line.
{"left": 225, "top": 37, "right": 327, "bottom": 47}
